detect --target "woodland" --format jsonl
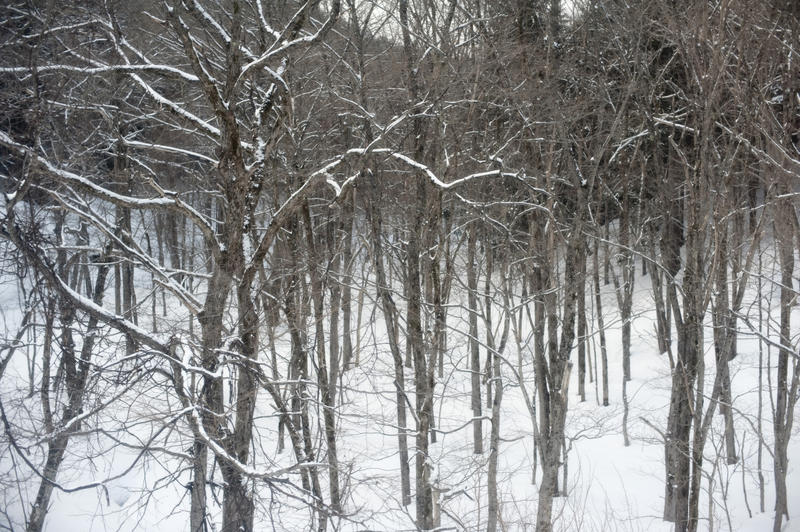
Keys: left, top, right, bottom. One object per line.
{"left": 0, "top": 0, "right": 799, "bottom": 531}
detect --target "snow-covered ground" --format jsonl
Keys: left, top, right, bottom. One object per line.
{"left": 1, "top": 238, "right": 798, "bottom": 532}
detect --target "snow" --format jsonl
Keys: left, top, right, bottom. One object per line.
{"left": 0, "top": 63, "right": 200, "bottom": 82}
{"left": 1, "top": 226, "right": 799, "bottom": 531}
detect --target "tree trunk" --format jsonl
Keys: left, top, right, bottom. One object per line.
{"left": 663, "top": 165, "right": 705, "bottom": 530}
{"left": 592, "top": 240, "right": 609, "bottom": 406}
{"left": 487, "top": 258, "right": 510, "bottom": 532}
{"left": 303, "top": 203, "right": 342, "bottom": 514}
{"left": 366, "top": 171, "right": 411, "bottom": 507}
{"left": 327, "top": 219, "right": 342, "bottom": 397}
{"left": 484, "top": 238, "right": 495, "bottom": 411}
{"left": 407, "top": 177, "right": 432, "bottom": 529}
{"left": 486, "top": 337, "right": 504, "bottom": 532}
{"left": 578, "top": 250, "right": 587, "bottom": 402}
{"left": 711, "top": 223, "right": 737, "bottom": 464}
{"left": 468, "top": 223, "right": 482, "bottom": 454}
{"left": 772, "top": 196, "right": 795, "bottom": 532}
{"left": 535, "top": 182, "right": 582, "bottom": 530}
{"left": 283, "top": 265, "right": 327, "bottom": 528}
{"left": 341, "top": 188, "right": 355, "bottom": 371}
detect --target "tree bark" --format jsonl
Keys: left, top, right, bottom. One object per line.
{"left": 592, "top": 240, "right": 610, "bottom": 406}
{"left": 468, "top": 223, "right": 483, "bottom": 454}
{"left": 366, "top": 170, "right": 412, "bottom": 507}
{"left": 302, "top": 202, "right": 342, "bottom": 514}
{"left": 772, "top": 195, "right": 796, "bottom": 532}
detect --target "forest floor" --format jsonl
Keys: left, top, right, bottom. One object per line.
{"left": 1, "top": 242, "right": 799, "bottom": 532}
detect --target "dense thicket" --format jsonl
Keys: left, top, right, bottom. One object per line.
{"left": 0, "top": 1, "right": 797, "bottom": 531}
